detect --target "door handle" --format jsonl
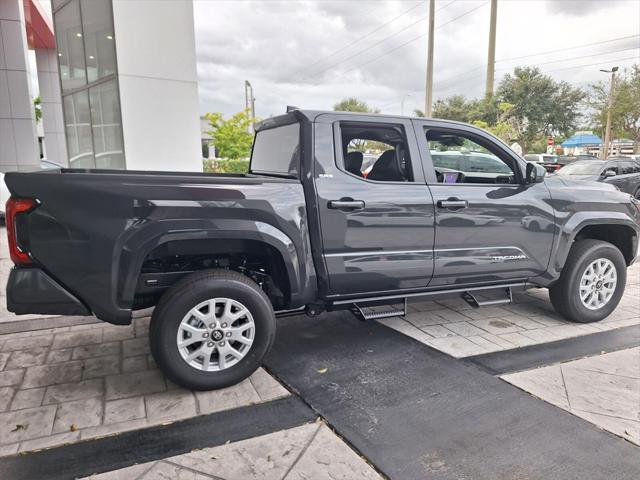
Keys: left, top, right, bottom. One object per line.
{"left": 328, "top": 199, "right": 365, "bottom": 210}
{"left": 437, "top": 198, "right": 468, "bottom": 210}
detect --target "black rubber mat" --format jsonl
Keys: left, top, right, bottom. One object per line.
{"left": 467, "top": 324, "right": 640, "bottom": 375}
{"left": 0, "top": 396, "right": 316, "bottom": 480}
{"left": 265, "top": 311, "right": 640, "bottom": 480}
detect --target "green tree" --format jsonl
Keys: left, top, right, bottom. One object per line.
{"left": 333, "top": 97, "right": 380, "bottom": 113}
{"left": 496, "top": 66, "right": 585, "bottom": 151}
{"left": 432, "top": 95, "right": 474, "bottom": 123}
{"left": 204, "top": 110, "right": 254, "bottom": 160}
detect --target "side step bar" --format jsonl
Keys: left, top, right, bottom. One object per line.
{"left": 462, "top": 287, "right": 513, "bottom": 308}
{"left": 348, "top": 284, "right": 520, "bottom": 321}
{"left": 351, "top": 299, "right": 407, "bottom": 322}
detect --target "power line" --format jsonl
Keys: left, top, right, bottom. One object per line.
{"left": 496, "top": 34, "right": 640, "bottom": 63}
{"left": 433, "top": 34, "right": 640, "bottom": 90}
{"left": 291, "top": 1, "right": 425, "bottom": 77}
{"left": 543, "top": 55, "right": 639, "bottom": 74}
{"left": 307, "top": 0, "right": 476, "bottom": 79}
{"left": 437, "top": 45, "right": 639, "bottom": 90}
{"left": 378, "top": 46, "right": 638, "bottom": 110}
{"left": 339, "top": 1, "right": 488, "bottom": 77}
{"left": 431, "top": 53, "right": 639, "bottom": 99}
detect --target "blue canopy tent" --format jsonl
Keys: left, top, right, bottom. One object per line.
{"left": 561, "top": 133, "right": 602, "bottom": 155}
{"left": 561, "top": 133, "right": 602, "bottom": 148}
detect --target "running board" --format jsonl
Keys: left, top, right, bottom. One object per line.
{"left": 351, "top": 299, "right": 407, "bottom": 322}
{"left": 462, "top": 287, "right": 513, "bottom": 308}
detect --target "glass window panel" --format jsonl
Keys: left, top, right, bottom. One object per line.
{"left": 54, "top": 0, "right": 86, "bottom": 92}
{"left": 81, "top": 0, "right": 117, "bottom": 83}
{"left": 250, "top": 123, "right": 300, "bottom": 176}
{"left": 63, "top": 90, "right": 94, "bottom": 168}
{"left": 89, "top": 80, "right": 125, "bottom": 169}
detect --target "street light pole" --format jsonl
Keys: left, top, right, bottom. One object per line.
{"left": 424, "top": 0, "right": 435, "bottom": 117}
{"left": 600, "top": 67, "right": 618, "bottom": 159}
{"left": 401, "top": 94, "right": 411, "bottom": 116}
{"left": 244, "top": 80, "right": 256, "bottom": 132}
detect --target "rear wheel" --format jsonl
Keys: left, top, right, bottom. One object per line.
{"left": 549, "top": 239, "right": 626, "bottom": 323}
{"left": 150, "top": 269, "right": 276, "bottom": 390}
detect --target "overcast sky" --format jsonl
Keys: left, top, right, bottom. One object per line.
{"left": 193, "top": 0, "right": 640, "bottom": 119}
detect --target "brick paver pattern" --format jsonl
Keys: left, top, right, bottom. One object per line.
{"left": 79, "top": 423, "right": 382, "bottom": 480}
{"left": 0, "top": 317, "right": 289, "bottom": 456}
{"left": 503, "top": 347, "right": 640, "bottom": 446}
{"left": 379, "top": 262, "right": 639, "bottom": 357}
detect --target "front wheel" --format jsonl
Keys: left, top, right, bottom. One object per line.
{"left": 150, "top": 269, "right": 276, "bottom": 390}
{"left": 549, "top": 239, "right": 626, "bottom": 323}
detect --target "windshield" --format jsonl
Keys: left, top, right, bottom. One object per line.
{"left": 557, "top": 160, "right": 604, "bottom": 175}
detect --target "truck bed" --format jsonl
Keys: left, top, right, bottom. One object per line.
{"left": 4, "top": 168, "right": 316, "bottom": 324}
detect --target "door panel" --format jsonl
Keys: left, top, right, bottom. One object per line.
{"left": 427, "top": 184, "right": 555, "bottom": 285}
{"left": 412, "top": 120, "right": 556, "bottom": 286}
{"left": 313, "top": 115, "right": 435, "bottom": 295}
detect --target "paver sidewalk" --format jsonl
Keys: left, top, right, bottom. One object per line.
{"left": 502, "top": 347, "right": 640, "bottom": 445}
{"left": 80, "top": 423, "right": 382, "bottom": 480}
{"left": 379, "top": 262, "right": 640, "bottom": 357}
{"left": 0, "top": 318, "right": 289, "bottom": 456}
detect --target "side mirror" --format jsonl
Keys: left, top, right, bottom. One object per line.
{"left": 602, "top": 170, "right": 616, "bottom": 178}
{"left": 526, "top": 162, "right": 546, "bottom": 184}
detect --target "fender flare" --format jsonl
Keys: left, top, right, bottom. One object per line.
{"left": 112, "top": 218, "right": 309, "bottom": 311}
{"left": 552, "top": 212, "right": 639, "bottom": 274}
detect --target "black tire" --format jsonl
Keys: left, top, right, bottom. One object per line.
{"left": 549, "top": 239, "right": 626, "bottom": 323}
{"left": 149, "top": 269, "right": 276, "bottom": 391}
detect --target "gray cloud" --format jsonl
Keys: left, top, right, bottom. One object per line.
{"left": 547, "top": 0, "right": 626, "bottom": 17}
{"left": 194, "top": 0, "right": 640, "bottom": 118}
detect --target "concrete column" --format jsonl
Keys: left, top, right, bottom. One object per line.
{"left": 0, "top": 0, "right": 39, "bottom": 172}
{"left": 111, "top": 0, "right": 202, "bottom": 171}
{"left": 35, "top": 47, "right": 67, "bottom": 166}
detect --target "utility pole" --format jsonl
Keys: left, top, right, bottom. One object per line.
{"left": 244, "top": 80, "right": 256, "bottom": 132}
{"left": 424, "top": 0, "right": 435, "bottom": 116}
{"left": 600, "top": 66, "right": 618, "bottom": 159}
{"left": 485, "top": 0, "right": 497, "bottom": 97}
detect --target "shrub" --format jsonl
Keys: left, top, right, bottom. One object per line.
{"left": 203, "top": 159, "right": 249, "bottom": 174}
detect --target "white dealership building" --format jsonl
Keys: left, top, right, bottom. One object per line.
{"left": 1, "top": 0, "right": 202, "bottom": 173}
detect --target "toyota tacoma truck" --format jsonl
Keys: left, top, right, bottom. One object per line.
{"left": 5, "top": 110, "right": 640, "bottom": 390}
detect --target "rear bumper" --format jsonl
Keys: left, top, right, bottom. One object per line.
{"left": 6, "top": 267, "right": 90, "bottom": 316}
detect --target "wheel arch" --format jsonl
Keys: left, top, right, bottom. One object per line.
{"left": 115, "top": 219, "right": 315, "bottom": 312}
{"left": 556, "top": 215, "right": 639, "bottom": 273}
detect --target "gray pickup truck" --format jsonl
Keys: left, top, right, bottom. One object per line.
{"left": 5, "top": 110, "right": 640, "bottom": 390}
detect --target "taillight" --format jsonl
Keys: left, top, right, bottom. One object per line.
{"left": 6, "top": 198, "right": 37, "bottom": 265}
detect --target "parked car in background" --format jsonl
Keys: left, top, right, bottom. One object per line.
{"left": 543, "top": 154, "right": 598, "bottom": 173}
{"left": 524, "top": 154, "right": 558, "bottom": 164}
{"left": 556, "top": 157, "right": 640, "bottom": 198}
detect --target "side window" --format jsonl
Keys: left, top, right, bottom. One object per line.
{"left": 250, "top": 122, "right": 300, "bottom": 177}
{"left": 620, "top": 162, "right": 636, "bottom": 174}
{"left": 426, "top": 129, "right": 518, "bottom": 184}
{"left": 339, "top": 123, "right": 413, "bottom": 182}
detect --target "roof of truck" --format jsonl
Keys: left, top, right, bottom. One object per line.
{"left": 256, "top": 109, "right": 474, "bottom": 131}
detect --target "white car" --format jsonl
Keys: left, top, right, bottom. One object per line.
{"left": 524, "top": 154, "right": 558, "bottom": 164}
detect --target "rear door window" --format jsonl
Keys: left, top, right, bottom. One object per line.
{"left": 250, "top": 122, "right": 300, "bottom": 177}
